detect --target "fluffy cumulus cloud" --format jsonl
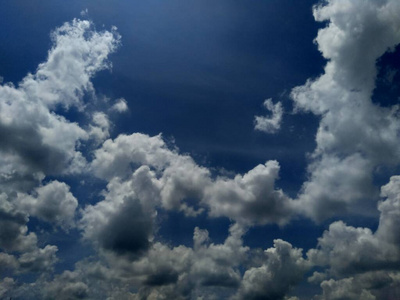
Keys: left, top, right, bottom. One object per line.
{"left": 0, "top": 18, "right": 120, "bottom": 187}
{"left": 291, "top": 0, "right": 400, "bottom": 221}
{"left": 90, "top": 132, "right": 294, "bottom": 224}
{"left": 254, "top": 98, "right": 283, "bottom": 134}
{"left": 2, "top": 0, "right": 400, "bottom": 298}
{"left": 204, "top": 160, "right": 294, "bottom": 226}
{"left": 16, "top": 180, "right": 78, "bottom": 229}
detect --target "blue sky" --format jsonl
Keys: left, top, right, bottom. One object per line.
{"left": 1, "top": 0, "right": 400, "bottom": 299}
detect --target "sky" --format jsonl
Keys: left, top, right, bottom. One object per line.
{"left": 0, "top": 0, "right": 400, "bottom": 299}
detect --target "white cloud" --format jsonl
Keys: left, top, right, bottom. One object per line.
{"left": 88, "top": 111, "right": 111, "bottom": 143}
{"left": 91, "top": 133, "right": 294, "bottom": 224}
{"left": 254, "top": 98, "right": 283, "bottom": 134}
{"left": 204, "top": 160, "right": 294, "bottom": 226}
{"left": 16, "top": 181, "right": 78, "bottom": 229}
{"left": 21, "top": 19, "right": 120, "bottom": 109}
{"left": 111, "top": 98, "right": 128, "bottom": 113}
{"left": 295, "top": 153, "right": 377, "bottom": 222}
{"left": 291, "top": 0, "right": 400, "bottom": 221}
{"left": 0, "top": 18, "right": 120, "bottom": 193}
{"left": 0, "top": 18, "right": 120, "bottom": 293}
{"left": 91, "top": 133, "right": 176, "bottom": 180}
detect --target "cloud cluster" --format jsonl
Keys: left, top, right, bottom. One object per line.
{"left": 35, "top": 224, "right": 309, "bottom": 300}
{"left": 90, "top": 132, "right": 294, "bottom": 225}
{"left": 0, "top": 18, "right": 120, "bottom": 297}
{"left": 0, "top": 19, "right": 119, "bottom": 189}
{"left": 1, "top": 0, "right": 400, "bottom": 298}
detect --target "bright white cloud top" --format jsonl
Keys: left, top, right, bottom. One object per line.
{"left": 1, "top": 0, "right": 400, "bottom": 299}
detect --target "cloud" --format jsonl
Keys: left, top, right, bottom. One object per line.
{"left": 38, "top": 223, "right": 308, "bottom": 299}
{"left": 307, "top": 176, "right": 400, "bottom": 298}
{"left": 111, "top": 98, "right": 129, "bottom": 113}
{"left": 295, "top": 153, "right": 376, "bottom": 222}
{"left": 234, "top": 239, "right": 310, "bottom": 300}
{"left": 0, "top": 193, "right": 37, "bottom": 253}
{"left": 18, "top": 245, "right": 58, "bottom": 273}
{"left": 0, "top": 17, "right": 120, "bottom": 294}
{"left": 34, "top": 224, "right": 247, "bottom": 299}
{"left": 254, "top": 98, "right": 283, "bottom": 134}
{"left": 43, "top": 270, "right": 89, "bottom": 300}
{"left": 21, "top": 19, "right": 120, "bottom": 109}
{"left": 314, "top": 271, "right": 400, "bottom": 300}
{"left": 0, "top": 193, "right": 59, "bottom": 277}
{"left": 88, "top": 111, "right": 111, "bottom": 144}
{"left": 0, "top": 18, "right": 120, "bottom": 193}
{"left": 16, "top": 180, "right": 78, "bottom": 229}
{"left": 80, "top": 163, "right": 165, "bottom": 259}
{"left": 204, "top": 160, "right": 294, "bottom": 226}
{"left": 290, "top": 0, "right": 400, "bottom": 221}
{"left": 0, "top": 278, "right": 15, "bottom": 299}
{"left": 91, "top": 133, "right": 294, "bottom": 224}
{"left": 315, "top": 276, "right": 377, "bottom": 300}
{"left": 1, "top": 1, "right": 400, "bottom": 298}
